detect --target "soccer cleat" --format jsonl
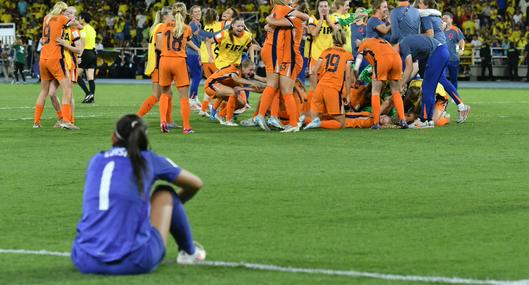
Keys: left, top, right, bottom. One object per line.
{"left": 81, "top": 94, "right": 94, "bottom": 103}
{"left": 267, "top": 116, "right": 284, "bottom": 129}
{"left": 371, "top": 124, "right": 382, "bottom": 130}
{"left": 224, "top": 120, "right": 238, "bottom": 127}
{"left": 457, "top": 105, "right": 471, "bottom": 124}
{"left": 234, "top": 105, "right": 248, "bottom": 115}
{"left": 60, "top": 121, "right": 80, "bottom": 130}
{"left": 408, "top": 119, "right": 434, "bottom": 129}
{"left": 280, "top": 125, "right": 300, "bottom": 133}
{"left": 303, "top": 117, "right": 321, "bottom": 130}
{"left": 215, "top": 113, "right": 226, "bottom": 125}
{"left": 160, "top": 122, "right": 169, "bottom": 133}
{"left": 240, "top": 118, "right": 257, "bottom": 127}
{"left": 399, "top": 120, "right": 409, "bottom": 129}
{"left": 198, "top": 110, "right": 210, "bottom": 117}
{"left": 209, "top": 105, "right": 217, "bottom": 121}
{"left": 176, "top": 242, "right": 206, "bottom": 265}
{"left": 255, "top": 115, "right": 270, "bottom": 131}
{"left": 183, "top": 128, "right": 194, "bottom": 135}
{"left": 53, "top": 120, "right": 63, "bottom": 128}
{"left": 33, "top": 123, "right": 41, "bottom": 129}
{"left": 167, "top": 122, "right": 182, "bottom": 129}
{"left": 298, "top": 114, "right": 306, "bottom": 127}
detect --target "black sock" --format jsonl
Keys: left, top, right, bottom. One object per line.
{"left": 78, "top": 77, "right": 90, "bottom": 95}
{"left": 88, "top": 80, "right": 95, "bottom": 96}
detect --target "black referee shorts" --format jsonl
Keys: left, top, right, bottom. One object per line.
{"left": 79, "top": 49, "right": 97, "bottom": 69}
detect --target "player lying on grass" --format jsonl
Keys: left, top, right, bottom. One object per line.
{"left": 71, "top": 114, "right": 206, "bottom": 275}
{"left": 204, "top": 60, "right": 266, "bottom": 126}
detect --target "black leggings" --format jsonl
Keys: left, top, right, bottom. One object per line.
{"left": 14, "top": 62, "right": 25, "bottom": 82}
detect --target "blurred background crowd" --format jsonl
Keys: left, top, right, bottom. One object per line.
{"left": 1, "top": 0, "right": 528, "bottom": 81}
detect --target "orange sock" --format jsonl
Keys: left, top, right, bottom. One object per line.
{"left": 258, "top": 86, "right": 277, "bottom": 116}
{"left": 213, "top": 99, "right": 221, "bottom": 111}
{"left": 201, "top": 96, "right": 210, "bottom": 112}
{"left": 180, "top": 98, "right": 191, "bottom": 130}
{"left": 283, "top": 94, "right": 298, "bottom": 127}
{"left": 219, "top": 102, "right": 227, "bottom": 117}
{"left": 137, "top": 95, "right": 158, "bottom": 117}
{"left": 270, "top": 91, "right": 280, "bottom": 117}
{"left": 392, "top": 91, "right": 405, "bottom": 120}
{"left": 304, "top": 90, "right": 313, "bottom": 114}
{"left": 61, "top": 104, "right": 72, "bottom": 123}
{"left": 371, "top": 93, "right": 380, "bottom": 125}
{"left": 159, "top": 93, "right": 170, "bottom": 124}
{"left": 320, "top": 120, "right": 342, "bottom": 129}
{"left": 167, "top": 95, "right": 174, "bottom": 123}
{"left": 226, "top": 96, "right": 236, "bottom": 121}
{"left": 55, "top": 110, "right": 63, "bottom": 120}
{"left": 34, "top": 104, "right": 44, "bottom": 124}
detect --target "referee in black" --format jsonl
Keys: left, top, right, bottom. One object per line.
{"left": 78, "top": 12, "right": 97, "bottom": 103}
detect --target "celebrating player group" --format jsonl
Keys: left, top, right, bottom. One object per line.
{"left": 35, "top": 0, "right": 471, "bottom": 132}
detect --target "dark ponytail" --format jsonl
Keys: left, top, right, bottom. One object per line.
{"left": 113, "top": 114, "right": 149, "bottom": 193}
{"left": 229, "top": 17, "right": 245, "bottom": 44}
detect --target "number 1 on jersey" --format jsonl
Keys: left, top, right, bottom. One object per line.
{"left": 99, "top": 161, "right": 115, "bottom": 211}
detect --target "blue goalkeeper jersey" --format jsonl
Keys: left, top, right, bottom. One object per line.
{"left": 73, "top": 147, "right": 181, "bottom": 262}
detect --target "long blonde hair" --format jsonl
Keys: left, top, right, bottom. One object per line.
{"left": 151, "top": 6, "right": 172, "bottom": 35}
{"left": 45, "top": 1, "right": 68, "bottom": 25}
{"left": 172, "top": 2, "right": 187, "bottom": 38}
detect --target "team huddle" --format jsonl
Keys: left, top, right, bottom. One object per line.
{"left": 134, "top": 0, "right": 471, "bottom": 133}
{"left": 33, "top": 0, "right": 471, "bottom": 132}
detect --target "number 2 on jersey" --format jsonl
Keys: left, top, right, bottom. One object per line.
{"left": 99, "top": 161, "right": 115, "bottom": 211}
{"left": 164, "top": 31, "right": 182, "bottom": 52}
{"left": 325, "top": 54, "right": 340, "bottom": 73}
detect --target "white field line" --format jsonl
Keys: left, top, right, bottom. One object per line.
{"left": 0, "top": 249, "right": 527, "bottom": 285}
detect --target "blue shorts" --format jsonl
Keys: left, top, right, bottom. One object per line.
{"left": 71, "top": 227, "right": 165, "bottom": 275}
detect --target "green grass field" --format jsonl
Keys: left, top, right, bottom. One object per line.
{"left": 1, "top": 83, "right": 528, "bottom": 285}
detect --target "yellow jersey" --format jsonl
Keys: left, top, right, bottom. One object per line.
{"left": 309, "top": 15, "right": 336, "bottom": 60}
{"left": 200, "top": 21, "right": 224, "bottom": 63}
{"left": 63, "top": 27, "right": 81, "bottom": 70}
{"left": 332, "top": 12, "right": 352, "bottom": 53}
{"left": 80, "top": 23, "right": 96, "bottom": 50}
{"left": 214, "top": 30, "right": 253, "bottom": 69}
{"left": 145, "top": 23, "right": 163, "bottom": 76}
{"left": 409, "top": 80, "right": 449, "bottom": 100}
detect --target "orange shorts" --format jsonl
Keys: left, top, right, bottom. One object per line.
{"left": 311, "top": 84, "right": 344, "bottom": 116}
{"left": 261, "top": 45, "right": 281, "bottom": 74}
{"left": 151, "top": 68, "right": 159, "bottom": 84}
{"left": 373, "top": 54, "right": 402, "bottom": 81}
{"left": 40, "top": 58, "right": 66, "bottom": 81}
{"left": 345, "top": 117, "right": 374, "bottom": 128}
{"left": 204, "top": 81, "right": 220, "bottom": 97}
{"left": 202, "top": 63, "right": 218, "bottom": 78}
{"left": 279, "top": 59, "right": 303, "bottom": 80}
{"left": 68, "top": 67, "right": 78, "bottom": 83}
{"left": 159, "top": 57, "right": 190, "bottom": 88}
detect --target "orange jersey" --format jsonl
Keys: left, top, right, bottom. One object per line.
{"left": 63, "top": 27, "right": 81, "bottom": 70}
{"left": 206, "top": 65, "right": 241, "bottom": 88}
{"left": 281, "top": 16, "right": 303, "bottom": 65}
{"left": 318, "top": 47, "right": 353, "bottom": 90}
{"left": 357, "top": 38, "right": 398, "bottom": 67}
{"left": 40, "top": 15, "right": 71, "bottom": 59}
{"left": 158, "top": 23, "right": 192, "bottom": 58}
{"left": 263, "top": 4, "right": 295, "bottom": 47}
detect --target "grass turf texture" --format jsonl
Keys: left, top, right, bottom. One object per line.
{"left": 0, "top": 84, "right": 528, "bottom": 285}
